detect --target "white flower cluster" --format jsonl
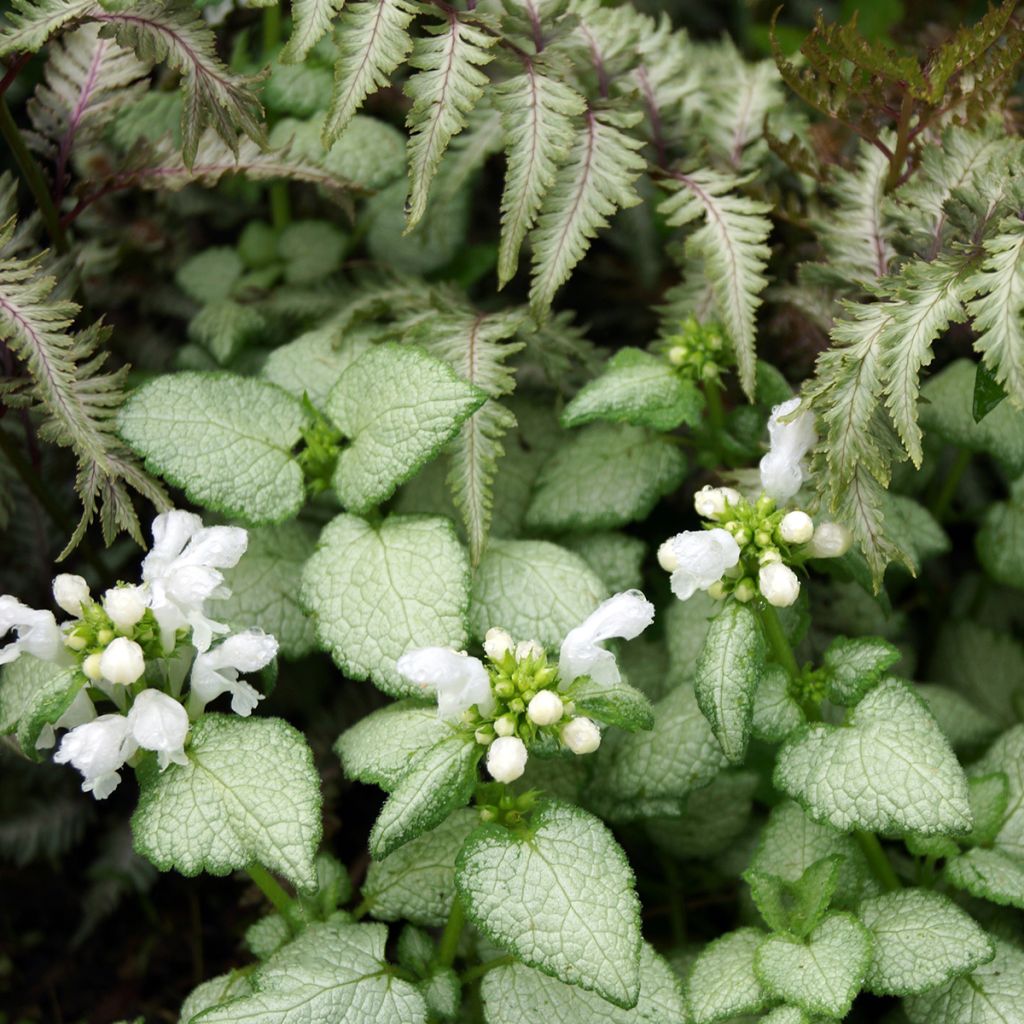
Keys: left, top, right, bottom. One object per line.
{"left": 0, "top": 511, "right": 278, "bottom": 799}
{"left": 397, "top": 591, "right": 655, "bottom": 784}
{"left": 658, "top": 399, "right": 853, "bottom": 610}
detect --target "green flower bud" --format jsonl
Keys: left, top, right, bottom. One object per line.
{"left": 735, "top": 577, "right": 757, "bottom": 603}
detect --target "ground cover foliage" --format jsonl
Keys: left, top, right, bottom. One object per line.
{"left": 1, "top": 0, "right": 1024, "bottom": 1021}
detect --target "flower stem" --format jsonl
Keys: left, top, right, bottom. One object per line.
{"left": 929, "top": 447, "right": 970, "bottom": 522}
{"left": 459, "top": 956, "right": 513, "bottom": 985}
{"left": 0, "top": 96, "right": 67, "bottom": 252}
{"left": 757, "top": 602, "right": 800, "bottom": 680}
{"left": 246, "top": 863, "right": 300, "bottom": 932}
{"left": 436, "top": 895, "right": 466, "bottom": 969}
{"left": 704, "top": 381, "right": 726, "bottom": 436}
{"left": 854, "top": 830, "right": 901, "bottom": 891}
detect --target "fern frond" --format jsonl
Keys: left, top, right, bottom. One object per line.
{"left": 321, "top": 0, "right": 417, "bottom": 146}
{"left": 518, "top": 308, "right": 601, "bottom": 391}
{"left": 0, "top": 795, "right": 93, "bottom": 866}
{"left": 494, "top": 62, "right": 585, "bottom": 287}
{"left": 0, "top": 0, "right": 94, "bottom": 57}
{"left": 965, "top": 218, "right": 1024, "bottom": 409}
{"left": 434, "top": 102, "right": 504, "bottom": 202}
{"left": 630, "top": 13, "right": 699, "bottom": 139}
{"left": 281, "top": 0, "right": 345, "bottom": 64}
{"left": 403, "top": 12, "right": 499, "bottom": 230}
{"left": 410, "top": 308, "right": 526, "bottom": 564}
{"left": 529, "top": 107, "right": 645, "bottom": 315}
{"left": 657, "top": 168, "right": 772, "bottom": 399}
{"left": 0, "top": 219, "right": 169, "bottom": 553}
{"left": 27, "top": 24, "right": 148, "bottom": 185}
{"left": 92, "top": 0, "right": 264, "bottom": 166}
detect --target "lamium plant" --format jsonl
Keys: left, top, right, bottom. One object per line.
{"left": 1, "top": 0, "right": 1024, "bottom": 1022}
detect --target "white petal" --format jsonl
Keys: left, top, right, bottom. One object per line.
{"left": 53, "top": 574, "right": 90, "bottom": 617}
{"left": 396, "top": 647, "right": 493, "bottom": 721}
{"left": 86, "top": 771, "right": 123, "bottom": 800}
{"left": 103, "top": 585, "right": 147, "bottom": 631}
{"left": 666, "top": 530, "right": 741, "bottom": 601}
{"left": 53, "top": 714, "right": 136, "bottom": 782}
{"left": 189, "top": 631, "right": 274, "bottom": 713}
{"left": 99, "top": 637, "right": 146, "bottom": 685}
{"left": 759, "top": 398, "right": 817, "bottom": 501}
{"left": 558, "top": 590, "right": 655, "bottom": 687}
{"left": 226, "top": 679, "right": 264, "bottom": 717}
{"left": 561, "top": 716, "right": 601, "bottom": 754}
{"left": 144, "top": 510, "right": 204, "bottom": 574}
{"left": 486, "top": 736, "right": 528, "bottom": 783}
{"left": 202, "top": 630, "right": 278, "bottom": 673}
{"left": 0, "top": 596, "right": 64, "bottom": 665}
{"left": 128, "top": 690, "right": 189, "bottom": 769}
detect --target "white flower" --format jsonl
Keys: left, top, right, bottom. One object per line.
{"left": 657, "top": 540, "right": 680, "bottom": 573}
{"left": 483, "top": 627, "right": 514, "bottom": 661}
{"left": 805, "top": 522, "right": 853, "bottom": 559}
{"left": 779, "top": 510, "right": 814, "bottom": 545}
{"left": 53, "top": 574, "right": 90, "bottom": 617}
{"left": 759, "top": 398, "right": 817, "bottom": 501}
{"left": 0, "top": 596, "right": 65, "bottom": 665}
{"left": 558, "top": 590, "right": 655, "bottom": 688}
{"left": 662, "top": 529, "right": 741, "bottom": 601}
{"left": 83, "top": 652, "right": 103, "bottom": 681}
{"left": 99, "top": 637, "right": 146, "bottom": 685}
{"left": 397, "top": 647, "right": 495, "bottom": 722}
{"left": 486, "top": 735, "right": 528, "bottom": 783}
{"left": 141, "top": 510, "right": 248, "bottom": 653}
{"left": 128, "top": 690, "right": 189, "bottom": 770}
{"left": 562, "top": 717, "right": 601, "bottom": 754}
{"left": 103, "top": 585, "right": 147, "bottom": 632}
{"left": 527, "top": 690, "right": 564, "bottom": 726}
{"left": 36, "top": 687, "right": 97, "bottom": 750}
{"left": 515, "top": 639, "right": 544, "bottom": 662}
{"left": 759, "top": 562, "right": 801, "bottom": 608}
{"left": 190, "top": 629, "right": 277, "bottom": 716}
{"left": 53, "top": 714, "right": 137, "bottom": 799}
{"left": 694, "top": 485, "right": 742, "bottom": 521}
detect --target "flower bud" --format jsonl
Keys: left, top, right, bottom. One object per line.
{"left": 667, "top": 345, "right": 688, "bottom": 366}
{"left": 707, "top": 580, "right": 727, "bottom": 600}
{"left": 474, "top": 725, "right": 495, "bottom": 745}
{"left": 486, "top": 735, "right": 528, "bottom": 783}
{"left": 735, "top": 577, "right": 757, "bottom": 603}
{"left": 128, "top": 689, "right": 189, "bottom": 770}
{"left": 483, "top": 627, "right": 514, "bottom": 662}
{"left": 759, "top": 548, "right": 782, "bottom": 565}
{"left": 694, "top": 486, "right": 735, "bottom": 521}
{"left": 515, "top": 639, "right": 544, "bottom": 663}
{"left": 759, "top": 563, "right": 801, "bottom": 608}
{"left": 83, "top": 652, "right": 103, "bottom": 681}
{"left": 805, "top": 522, "right": 853, "bottom": 559}
{"left": 99, "top": 636, "right": 146, "bottom": 685}
{"left": 64, "top": 632, "right": 88, "bottom": 652}
{"left": 103, "top": 586, "right": 147, "bottom": 632}
{"left": 779, "top": 510, "right": 814, "bottom": 545}
{"left": 527, "top": 689, "right": 564, "bottom": 726}
{"left": 657, "top": 540, "right": 679, "bottom": 573}
{"left": 561, "top": 716, "right": 601, "bottom": 755}
{"left": 733, "top": 527, "right": 752, "bottom": 547}
{"left": 53, "top": 574, "right": 90, "bottom": 617}
{"left": 494, "top": 713, "right": 517, "bottom": 737}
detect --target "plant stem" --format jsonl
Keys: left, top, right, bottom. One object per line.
{"left": 929, "top": 447, "right": 970, "bottom": 522}
{"left": 704, "top": 381, "right": 726, "bottom": 436}
{"left": 854, "top": 830, "right": 901, "bottom": 891}
{"left": 459, "top": 956, "right": 513, "bottom": 985}
{"left": 262, "top": 3, "right": 283, "bottom": 54}
{"left": 436, "top": 896, "right": 466, "bottom": 969}
{"left": 351, "top": 898, "right": 372, "bottom": 920}
{"left": 758, "top": 602, "right": 800, "bottom": 680}
{"left": 0, "top": 97, "right": 67, "bottom": 252}
{"left": 885, "top": 90, "right": 914, "bottom": 192}
{"left": 246, "top": 864, "right": 299, "bottom": 932}
{"left": 269, "top": 181, "right": 291, "bottom": 229}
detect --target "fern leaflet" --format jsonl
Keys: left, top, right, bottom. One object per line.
{"left": 281, "top": 0, "right": 346, "bottom": 64}
{"left": 0, "top": 0, "right": 94, "bottom": 57}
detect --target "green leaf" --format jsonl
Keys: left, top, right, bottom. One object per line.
{"left": 327, "top": 343, "right": 485, "bottom": 514}
{"left": 916, "top": 684, "right": 1000, "bottom": 754}
{"left": 196, "top": 919, "right": 427, "bottom": 1024}
{"left": 973, "top": 361, "right": 1008, "bottom": 422}
{"left": 930, "top": 622, "right": 1024, "bottom": 724}
{"left": 822, "top": 635, "right": 901, "bottom": 705}
{"left": 685, "top": 928, "right": 771, "bottom": 1024}
{"left": 754, "top": 912, "right": 872, "bottom": 1019}
{"left": 774, "top": 678, "right": 972, "bottom": 836}
{"left": 176, "top": 248, "right": 242, "bottom": 305}
{"left": 977, "top": 492, "right": 1024, "bottom": 593}
{"left": 903, "top": 936, "right": 1024, "bottom": 1024}
{"left": 0, "top": 654, "right": 81, "bottom": 760}
{"left": 132, "top": 714, "right": 322, "bottom": 892}
{"left": 573, "top": 677, "right": 654, "bottom": 733}
{"left": 747, "top": 855, "right": 842, "bottom": 939}
{"left": 525, "top": 424, "right": 686, "bottom": 532}
{"left": 218, "top": 522, "right": 317, "bottom": 660}
{"left": 562, "top": 349, "right": 703, "bottom": 431}
{"left": 586, "top": 686, "right": 729, "bottom": 822}
{"left": 281, "top": 0, "right": 344, "bottom": 63}
{"left": 694, "top": 601, "right": 765, "bottom": 764}
{"left": 964, "top": 772, "right": 1011, "bottom": 847}
{"left": 301, "top": 514, "right": 470, "bottom": 696}
{"left": 858, "top": 889, "right": 994, "bottom": 996}
{"left": 481, "top": 944, "right": 685, "bottom": 1024}
{"left": 468, "top": 539, "right": 607, "bottom": 650}
{"left": 189, "top": 301, "right": 266, "bottom": 366}
{"left": 335, "top": 700, "right": 455, "bottom": 791}
{"left": 457, "top": 800, "right": 642, "bottom": 1007}
{"left": 665, "top": 591, "right": 718, "bottom": 686}
{"left": 118, "top": 372, "right": 305, "bottom": 524}
{"left": 180, "top": 972, "right": 254, "bottom": 1024}
{"left": 561, "top": 532, "right": 646, "bottom": 594}
{"left": 369, "top": 733, "right": 482, "bottom": 859}
{"left": 945, "top": 848, "right": 1024, "bottom": 911}
{"left": 752, "top": 664, "right": 805, "bottom": 743}
{"left": 0, "top": 0, "right": 96, "bottom": 57}
{"left": 363, "top": 809, "right": 478, "bottom": 927}
{"left": 278, "top": 221, "right": 349, "bottom": 285}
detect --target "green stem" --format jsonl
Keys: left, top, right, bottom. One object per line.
{"left": 269, "top": 181, "right": 291, "bottom": 230}
{"left": 0, "top": 97, "right": 67, "bottom": 252}
{"left": 929, "top": 447, "right": 971, "bottom": 522}
{"left": 758, "top": 602, "right": 800, "bottom": 680}
{"left": 262, "top": 3, "right": 283, "bottom": 54}
{"left": 854, "top": 830, "right": 901, "bottom": 891}
{"left": 436, "top": 896, "right": 466, "bottom": 969}
{"left": 459, "top": 956, "right": 513, "bottom": 985}
{"left": 247, "top": 864, "right": 300, "bottom": 932}
{"left": 351, "top": 898, "right": 372, "bottom": 921}
{"left": 704, "top": 381, "right": 726, "bottom": 436}
{"left": 885, "top": 90, "right": 914, "bottom": 192}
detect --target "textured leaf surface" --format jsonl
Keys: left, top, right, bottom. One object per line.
{"left": 180, "top": 972, "right": 254, "bottom": 1024}
{"left": 822, "top": 635, "right": 901, "bottom": 705}
{"left": 481, "top": 944, "right": 684, "bottom": 1024}
{"left": 301, "top": 514, "right": 470, "bottom": 696}
{"left": 526, "top": 424, "right": 686, "bottom": 532}
{"left": 262, "top": 328, "right": 375, "bottom": 411}
{"left": 859, "top": 889, "right": 994, "bottom": 996}
{"left": 328, "top": 343, "right": 485, "bottom": 514}
{"left": 752, "top": 664, "right": 804, "bottom": 743}
{"left": 930, "top": 622, "right": 1024, "bottom": 724}
{"left": 363, "top": 809, "right": 477, "bottom": 927}
{"left": 0, "top": 654, "right": 80, "bottom": 760}
{"left": 562, "top": 532, "right": 645, "bottom": 594}
{"left": 118, "top": 373, "right": 305, "bottom": 524}
{"left": 694, "top": 601, "right": 765, "bottom": 764}
{"left": 754, "top": 913, "right": 871, "bottom": 1019}
{"left": 573, "top": 678, "right": 654, "bottom": 733}
{"left": 686, "top": 928, "right": 770, "bottom": 1024}
{"left": 562, "top": 349, "right": 703, "bottom": 431}
{"left": 469, "top": 539, "right": 606, "bottom": 649}
{"left": 132, "top": 714, "right": 321, "bottom": 891}
{"left": 775, "top": 679, "right": 972, "bottom": 836}
{"left": 457, "top": 801, "right": 642, "bottom": 1007}
{"left": 197, "top": 920, "right": 426, "bottom": 1024}
{"left": 281, "top": 0, "right": 344, "bottom": 63}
